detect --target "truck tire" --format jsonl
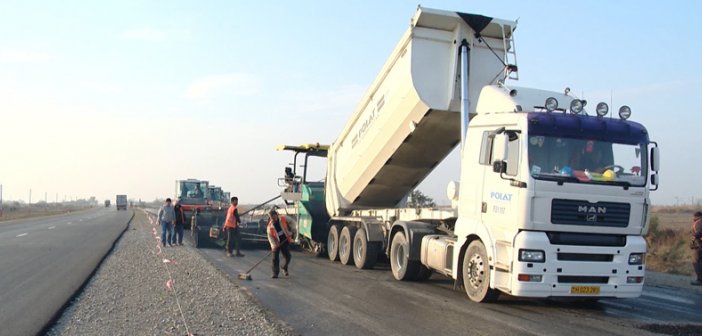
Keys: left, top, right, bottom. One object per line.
{"left": 339, "top": 226, "right": 357, "bottom": 265}
{"left": 390, "top": 231, "right": 420, "bottom": 281}
{"left": 353, "top": 227, "right": 378, "bottom": 269}
{"left": 327, "top": 225, "right": 340, "bottom": 262}
{"left": 462, "top": 240, "right": 500, "bottom": 302}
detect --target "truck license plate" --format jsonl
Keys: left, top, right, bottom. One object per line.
{"left": 570, "top": 286, "right": 600, "bottom": 295}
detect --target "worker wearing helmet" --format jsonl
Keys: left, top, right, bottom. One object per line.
{"left": 267, "top": 209, "right": 293, "bottom": 278}
{"left": 691, "top": 211, "right": 702, "bottom": 286}
{"left": 223, "top": 197, "right": 244, "bottom": 257}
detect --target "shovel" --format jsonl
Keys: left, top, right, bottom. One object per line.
{"left": 238, "top": 251, "right": 272, "bottom": 280}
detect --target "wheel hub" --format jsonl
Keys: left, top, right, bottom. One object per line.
{"left": 467, "top": 254, "right": 484, "bottom": 288}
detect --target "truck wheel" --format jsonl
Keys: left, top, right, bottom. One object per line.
{"left": 327, "top": 225, "right": 340, "bottom": 262}
{"left": 353, "top": 227, "right": 378, "bottom": 269}
{"left": 462, "top": 240, "right": 500, "bottom": 302}
{"left": 390, "top": 231, "right": 420, "bottom": 281}
{"left": 339, "top": 226, "right": 357, "bottom": 265}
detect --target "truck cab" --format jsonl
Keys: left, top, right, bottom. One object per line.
{"left": 447, "top": 85, "right": 659, "bottom": 300}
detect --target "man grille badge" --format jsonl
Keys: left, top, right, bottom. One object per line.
{"left": 586, "top": 214, "right": 597, "bottom": 222}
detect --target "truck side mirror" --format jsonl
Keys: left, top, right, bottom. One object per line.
{"left": 492, "top": 133, "right": 508, "bottom": 162}
{"left": 493, "top": 160, "right": 507, "bottom": 174}
{"left": 650, "top": 173, "right": 659, "bottom": 191}
{"left": 650, "top": 146, "right": 660, "bottom": 172}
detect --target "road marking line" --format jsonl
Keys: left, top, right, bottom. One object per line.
{"left": 67, "top": 222, "right": 72, "bottom": 225}
{"left": 16, "top": 233, "right": 28, "bottom": 237}
{"left": 48, "top": 226, "right": 56, "bottom": 230}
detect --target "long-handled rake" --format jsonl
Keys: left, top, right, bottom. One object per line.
{"left": 238, "top": 251, "right": 272, "bottom": 280}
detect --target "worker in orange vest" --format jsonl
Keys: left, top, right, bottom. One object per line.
{"left": 691, "top": 211, "right": 702, "bottom": 286}
{"left": 267, "top": 209, "right": 293, "bottom": 278}
{"left": 223, "top": 197, "right": 244, "bottom": 257}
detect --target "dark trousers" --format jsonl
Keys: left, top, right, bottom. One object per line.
{"left": 225, "top": 227, "right": 241, "bottom": 254}
{"left": 172, "top": 224, "right": 184, "bottom": 245}
{"left": 272, "top": 242, "right": 291, "bottom": 276}
{"left": 693, "top": 248, "right": 702, "bottom": 281}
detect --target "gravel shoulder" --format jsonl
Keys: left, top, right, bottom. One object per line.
{"left": 48, "top": 210, "right": 295, "bottom": 336}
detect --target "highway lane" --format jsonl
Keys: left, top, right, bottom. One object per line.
{"left": 202, "top": 247, "right": 702, "bottom": 336}
{"left": 0, "top": 208, "right": 133, "bottom": 336}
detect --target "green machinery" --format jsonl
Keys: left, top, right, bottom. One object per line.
{"left": 276, "top": 144, "right": 330, "bottom": 255}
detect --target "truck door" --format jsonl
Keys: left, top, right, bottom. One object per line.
{"left": 481, "top": 129, "right": 523, "bottom": 270}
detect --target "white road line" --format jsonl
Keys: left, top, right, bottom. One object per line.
{"left": 48, "top": 226, "right": 56, "bottom": 230}
{"left": 67, "top": 222, "right": 72, "bottom": 225}
{"left": 16, "top": 233, "right": 28, "bottom": 237}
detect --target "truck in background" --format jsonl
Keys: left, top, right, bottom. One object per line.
{"left": 104, "top": 200, "right": 111, "bottom": 208}
{"left": 115, "top": 195, "right": 127, "bottom": 211}
{"left": 277, "top": 6, "right": 659, "bottom": 302}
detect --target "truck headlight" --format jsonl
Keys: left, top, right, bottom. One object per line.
{"left": 545, "top": 97, "right": 558, "bottom": 112}
{"left": 519, "top": 249, "right": 545, "bottom": 263}
{"left": 619, "top": 105, "right": 632, "bottom": 120}
{"left": 570, "top": 99, "right": 584, "bottom": 114}
{"left": 628, "top": 253, "right": 645, "bottom": 265}
{"left": 595, "top": 102, "right": 609, "bottom": 117}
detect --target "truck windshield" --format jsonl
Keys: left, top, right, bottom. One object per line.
{"left": 528, "top": 136, "right": 646, "bottom": 187}
{"left": 179, "top": 182, "right": 208, "bottom": 202}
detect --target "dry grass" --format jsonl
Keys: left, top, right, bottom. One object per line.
{"left": 0, "top": 204, "right": 92, "bottom": 222}
{"left": 646, "top": 206, "right": 700, "bottom": 275}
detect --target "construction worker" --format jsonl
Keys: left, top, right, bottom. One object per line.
{"left": 691, "top": 211, "right": 702, "bottom": 286}
{"left": 172, "top": 198, "right": 186, "bottom": 246}
{"left": 223, "top": 196, "right": 244, "bottom": 257}
{"left": 267, "top": 209, "right": 293, "bottom": 278}
{"left": 157, "top": 198, "right": 175, "bottom": 247}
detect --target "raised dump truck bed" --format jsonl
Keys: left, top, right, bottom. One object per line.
{"left": 325, "top": 7, "right": 517, "bottom": 216}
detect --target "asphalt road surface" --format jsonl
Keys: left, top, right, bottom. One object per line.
{"left": 202, "top": 246, "right": 702, "bottom": 336}
{"left": 0, "top": 208, "right": 132, "bottom": 336}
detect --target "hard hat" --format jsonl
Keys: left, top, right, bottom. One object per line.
{"left": 602, "top": 169, "right": 616, "bottom": 181}
{"left": 560, "top": 166, "right": 573, "bottom": 176}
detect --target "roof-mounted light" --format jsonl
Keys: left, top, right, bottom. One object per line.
{"left": 570, "top": 99, "right": 584, "bottom": 114}
{"left": 545, "top": 97, "right": 558, "bottom": 112}
{"left": 595, "top": 102, "right": 609, "bottom": 117}
{"left": 619, "top": 105, "right": 632, "bottom": 120}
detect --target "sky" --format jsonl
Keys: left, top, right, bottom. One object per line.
{"left": 0, "top": 0, "right": 699, "bottom": 206}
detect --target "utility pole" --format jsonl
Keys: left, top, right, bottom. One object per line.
{"left": 0, "top": 184, "right": 3, "bottom": 217}
{"left": 29, "top": 188, "right": 32, "bottom": 205}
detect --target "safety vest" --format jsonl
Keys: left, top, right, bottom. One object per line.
{"left": 223, "top": 205, "right": 239, "bottom": 229}
{"left": 267, "top": 216, "right": 293, "bottom": 249}
{"left": 693, "top": 218, "right": 702, "bottom": 242}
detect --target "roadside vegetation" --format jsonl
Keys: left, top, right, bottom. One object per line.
{"left": 646, "top": 205, "right": 699, "bottom": 275}
{"left": 0, "top": 201, "right": 93, "bottom": 222}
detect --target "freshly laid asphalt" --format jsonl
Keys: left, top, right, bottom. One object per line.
{"left": 0, "top": 208, "right": 132, "bottom": 336}
{"left": 201, "top": 246, "right": 702, "bottom": 336}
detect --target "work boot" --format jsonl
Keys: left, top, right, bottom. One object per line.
{"left": 226, "top": 252, "right": 232, "bottom": 257}
{"left": 272, "top": 274, "right": 279, "bottom": 279}
{"left": 283, "top": 267, "right": 289, "bottom": 277}
{"left": 235, "top": 253, "right": 245, "bottom": 257}
{"left": 691, "top": 280, "right": 702, "bottom": 286}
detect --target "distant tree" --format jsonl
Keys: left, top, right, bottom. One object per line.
{"left": 407, "top": 189, "right": 435, "bottom": 208}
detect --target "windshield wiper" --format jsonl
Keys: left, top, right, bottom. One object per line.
{"left": 534, "top": 174, "right": 580, "bottom": 185}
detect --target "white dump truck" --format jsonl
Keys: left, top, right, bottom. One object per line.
{"left": 281, "top": 6, "right": 659, "bottom": 302}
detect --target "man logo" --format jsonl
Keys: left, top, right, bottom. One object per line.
{"left": 578, "top": 205, "right": 607, "bottom": 214}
